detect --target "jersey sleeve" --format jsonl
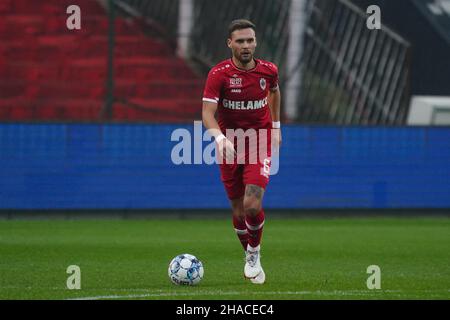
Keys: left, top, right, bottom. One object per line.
{"left": 202, "top": 69, "right": 222, "bottom": 104}
{"left": 269, "top": 63, "right": 279, "bottom": 91}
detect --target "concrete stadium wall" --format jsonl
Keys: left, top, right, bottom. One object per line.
{"left": 0, "top": 123, "right": 449, "bottom": 209}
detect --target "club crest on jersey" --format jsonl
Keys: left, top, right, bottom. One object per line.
{"left": 260, "top": 78, "right": 266, "bottom": 90}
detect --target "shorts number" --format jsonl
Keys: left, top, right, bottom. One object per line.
{"left": 262, "top": 158, "right": 271, "bottom": 177}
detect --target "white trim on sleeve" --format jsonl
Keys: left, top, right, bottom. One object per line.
{"left": 202, "top": 98, "right": 218, "bottom": 104}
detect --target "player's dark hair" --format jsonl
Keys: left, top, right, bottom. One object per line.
{"left": 228, "top": 19, "right": 256, "bottom": 38}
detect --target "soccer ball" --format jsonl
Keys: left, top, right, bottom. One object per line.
{"left": 168, "top": 254, "right": 204, "bottom": 285}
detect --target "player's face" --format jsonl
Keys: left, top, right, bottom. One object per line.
{"left": 227, "top": 28, "right": 257, "bottom": 64}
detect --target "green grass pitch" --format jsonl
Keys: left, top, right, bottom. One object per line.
{"left": 0, "top": 217, "right": 449, "bottom": 300}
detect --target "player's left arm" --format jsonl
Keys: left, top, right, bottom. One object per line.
{"left": 268, "top": 86, "right": 282, "bottom": 149}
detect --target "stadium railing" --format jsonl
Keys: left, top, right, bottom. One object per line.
{"left": 101, "top": 0, "right": 203, "bottom": 122}
{"left": 106, "top": 0, "right": 291, "bottom": 116}
{"left": 106, "top": 0, "right": 411, "bottom": 125}
{"left": 112, "top": 0, "right": 179, "bottom": 41}
{"left": 298, "top": 0, "right": 412, "bottom": 125}
{"left": 188, "top": 0, "right": 290, "bottom": 73}
{"left": 113, "top": 0, "right": 290, "bottom": 71}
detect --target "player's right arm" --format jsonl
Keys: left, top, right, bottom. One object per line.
{"left": 202, "top": 101, "right": 222, "bottom": 140}
{"left": 202, "top": 101, "right": 236, "bottom": 163}
{"left": 202, "top": 67, "right": 236, "bottom": 163}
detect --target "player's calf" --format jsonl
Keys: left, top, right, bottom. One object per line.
{"left": 231, "top": 197, "right": 248, "bottom": 251}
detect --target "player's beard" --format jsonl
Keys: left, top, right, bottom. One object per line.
{"left": 237, "top": 51, "right": 253, "bottom": 65}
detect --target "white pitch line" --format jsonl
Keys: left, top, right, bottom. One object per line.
{"left": 67, "top": 289, "right": 431, "bottom": 300}
{"left": 3, "top": 286, "right": 447, "bottom": 300}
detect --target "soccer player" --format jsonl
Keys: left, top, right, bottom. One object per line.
{"left": 202, "top": 19, "right": 281, "bottom": 284}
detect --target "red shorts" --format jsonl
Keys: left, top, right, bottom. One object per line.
{"left": 219, "top": 160, "right": 271, "bottom": 200}
{"left": 218, "top": 127, "right": 272, "bottom": 200}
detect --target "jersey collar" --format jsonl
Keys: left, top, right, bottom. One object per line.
{"left": 229, "top": 58, "right": 258, "bottom": 72}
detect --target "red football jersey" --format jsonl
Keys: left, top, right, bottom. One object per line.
{"left": 202, "top": 58, "right": 279, "bottom": 131}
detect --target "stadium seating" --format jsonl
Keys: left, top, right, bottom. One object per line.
{"left": 0, "top": 0, "right": 204, "bottom": 122}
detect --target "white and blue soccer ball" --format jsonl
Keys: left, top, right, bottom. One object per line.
{"left": 168, "top": 254, "right": 204, "bottom": 286}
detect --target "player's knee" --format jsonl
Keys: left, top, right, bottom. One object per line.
{"left": 245, "top": 206, "right": 260, "bottom": 217}
{"left": 243, "top": 198, "right": 261, "bottom": 216}
{"left": 232, "top": 209, "right": 246, "bottom": 221}
{"left": 230, "top": 198, "right": 245, "bottom": 219}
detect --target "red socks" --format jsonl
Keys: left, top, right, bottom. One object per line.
{"left": 245, "top": 209, "right": 265, "bottom": 249}
{"left": 233, "top": 210, "right": 265, "bottom": 250}
{"left": 233, "top": 215, "right": 249, "bottom": 251}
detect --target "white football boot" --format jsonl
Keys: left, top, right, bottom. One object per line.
{"left": 250, "top": 266, "right": 265, "bottom": 284}
{"left": 244, "top": 245, "right": 263, "bottom": 281}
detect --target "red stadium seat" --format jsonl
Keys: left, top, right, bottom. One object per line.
{"left": 0, "top": 0, "right": 204, "bottom": 122}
